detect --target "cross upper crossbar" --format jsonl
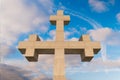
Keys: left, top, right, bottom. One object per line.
{"left": 18, "top": 10, "right": 101, "bottom": 80}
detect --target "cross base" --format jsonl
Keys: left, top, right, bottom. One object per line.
{"left": 54, "top": 76, "right": 66, "bottom": 80}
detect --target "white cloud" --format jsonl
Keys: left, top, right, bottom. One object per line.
{"left": 46, "top": 29, "right": 56, "bottom": 41}
{"left": 88, "top": 27, "right": 120, "bottom": 45}
{"left": 47, "top": 28, "right": 79, "bottom": 41}
{"left": 68, "top": 37, "right": 78, "bottom": 41}
{"left": 49, "top": 30, "right": 56, "bottom": 37}
{"left": 88, "top": 0, "right": 114, "bottom": 13}
{"left": 65, "top": 27, "right": 80, "bottom": 40}
{"left": 65, "top": 31, "right": 71, "bottom": 38}
{"left": 66, "top": 58, "right": 120, "bottom": 73}
{"left": 116, "top": 13, "right": 120, "bottom": 23}
{"left": 38, "top": 0, "right": 53, "bottom": 13}
{"left": 39, "top": 25, "right": 49, "bottom": 33}
{"left": 0, "top": 0, "right": 53, "bottom": 56}
{"left": 79, "top": 27, "right": 87, "bottom": 32}
{"left": 88, "top": 28, "right": 112, "bottom": 41}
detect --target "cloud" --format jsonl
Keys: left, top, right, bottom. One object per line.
{"left": 66, "top": 58, "right": 120, "bottom": 73}
{"left": 0, "top": 64, "right": 30, "bottom": 80}
{"left": 48, "top": 30, "right": 56, "bottom": 40}
{"left": 0, "top": 0, "right": 53, "bottom": 56}
{"left": 3, "top": 55, "right": 54, "bottom": 80}
{"left": 38, "top": 0, "right": 53, "bottom": 13}
{"left": 45, "top": 29, "right": 56, "bottom": 41}
{"left": 116, "top": 13, "right": 120, "bottom": 23}
{"left": 0, "top": 63, "right": 53, "bottom": 80}
{"left": 88, "top": 28, "right": 112, "bottom": 41}
{"left": 68, "top": 37, "right": 78, "bottom": 41}
{"left": 65, "top": 31, "right": 71, "bottom": 39}
{"left": 47, "top": 27, "right": 80, "bottom": 41}
{"left": 3, "top": 50, "right": 120, "bottom": 77}
{"left": 39, "top": 25, "right": 49, "bottom": 33}
{"left": 88, "top": 27, "right": 120, "bottom": 45}
{"left": 88, "top": 0, "right": 114, "bottom": 13}
{"left": 65, "top": 27, "right": 80, "bottom": 40}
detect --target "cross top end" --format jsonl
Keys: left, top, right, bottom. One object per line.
{"left": 57, "top": 10, "right": 64, "bottom": 15}
{"left": 50, "top": 10, "right": 70, "bottom": 25}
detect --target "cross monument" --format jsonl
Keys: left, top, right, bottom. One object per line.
{"left": 18, "top": 10, "right": 101, "bottom": 80}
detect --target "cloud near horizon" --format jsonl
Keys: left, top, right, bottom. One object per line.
{"left": 0, "top": 63, "right": 53, "bottom": 80}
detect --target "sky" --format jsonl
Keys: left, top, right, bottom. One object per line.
{"left": 0, "top": 0, "right": 120, "bottom": 80}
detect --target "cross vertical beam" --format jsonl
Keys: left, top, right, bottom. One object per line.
{"left": 54, "top": 48, "right": 66, "bottom": 80}
{"left": 50, "top": 10, "right": 70, "bottom": 80}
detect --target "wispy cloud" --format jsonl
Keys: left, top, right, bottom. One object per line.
{"left": 59, "top": 8, "right": 103, "bottom": 41}
{"left": 88, "top": 0, "right": 114, "bottom": 13}
{"left": 0, "top": 0, "right": 54, "bottom": 56}
{"left": 116, "top": 12, "right": 120, "bottom": 23}
{"left": 68, "top": 9, "right": 103, "bottom": 29}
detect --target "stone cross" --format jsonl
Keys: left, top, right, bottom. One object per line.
{"left": 18, "top": 10, "right": 101, "bottom": 80}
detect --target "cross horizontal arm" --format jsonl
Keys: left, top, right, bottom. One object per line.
{"left": 18, "top": 34, "right": 101, "bottom": 62}
{"left": 18, "top": 41, "right": 100, "bottom": 49}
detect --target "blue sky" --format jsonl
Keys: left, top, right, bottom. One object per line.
{"left": 1, "top": 0, "right": 120, "bottom": 80}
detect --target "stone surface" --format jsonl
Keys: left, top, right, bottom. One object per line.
{"left": 18, "top": 10, "right": 101, "bottom": 80}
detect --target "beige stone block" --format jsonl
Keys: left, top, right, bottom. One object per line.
{"left": 79, "top": 35, "right": 90, "bottom": 41}
{"left": 53, "top": 76, "right": 66, "bottom": 80}
{"left": 25, "top": 48, "right": 38, "bottom": 61}
{"left": 54, "top": 49, "right": 65, "bottom": 76}
{"left": 28, "top": 34, "right": 40, "bottom": 41}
